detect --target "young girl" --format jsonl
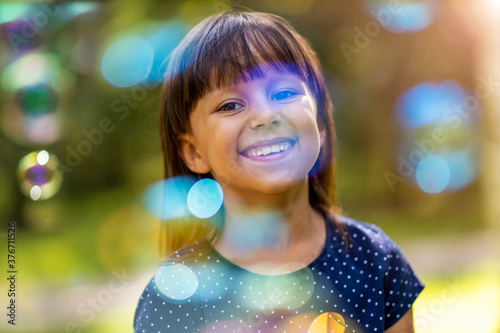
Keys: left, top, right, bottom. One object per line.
{"left": 134, "top": 11, "right": 424, "bottom": 333}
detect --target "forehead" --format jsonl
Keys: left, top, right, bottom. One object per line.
{"left": 203, "top": 60, "right": 306, "bottom": 93}
{"left": 206, "top": 63, "right": 304, "bottom": 93}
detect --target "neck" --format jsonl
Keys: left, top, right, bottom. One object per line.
{"left": 214, "top": 180, "right": 327, "bottom": 274}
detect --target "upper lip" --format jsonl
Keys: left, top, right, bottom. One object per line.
{"left": 239, "top": 136, "right": 296, "bottom": 155}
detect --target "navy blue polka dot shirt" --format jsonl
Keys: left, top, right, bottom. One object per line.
{"left": 134, "top": 216, "right": 424, "bottom": 332}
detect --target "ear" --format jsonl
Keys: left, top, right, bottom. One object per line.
{"left": 177, "top": 133, "right": 211, "bottom": 174}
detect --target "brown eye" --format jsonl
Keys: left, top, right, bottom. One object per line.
{"left": 217, "top": 102, "right": 243, "bottom": 112}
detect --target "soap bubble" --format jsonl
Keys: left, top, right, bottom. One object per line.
{"left": 100, "top": 36, "right": 154, "bottom": 88}
{"left": 187, "top": 179, "right": 223, "bottom": 219}
{"left": 416, "top": 154, "right": 450, "bottom": 194}
{"left": 154, "top": 263, "right": 198, "bottom": 301}
{"left": 17, "top": 150, "right": 63, "bottom": 201}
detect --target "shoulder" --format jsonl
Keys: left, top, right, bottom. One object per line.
{"left": 328, "top": 215, "right": 410, "bottom": 272}
{"left": 333, "top": 215, "right": 399, "bottom": 251}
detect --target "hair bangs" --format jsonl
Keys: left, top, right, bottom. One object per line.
{"left": 188, "top": 14, "right": 314, "bottom": 104}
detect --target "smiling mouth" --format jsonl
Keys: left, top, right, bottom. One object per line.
{"left": 240, "top": 140, "right": 295, "bottom": 157}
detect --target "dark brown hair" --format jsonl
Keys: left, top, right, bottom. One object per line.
{"left": 158, "top": 11, "right": 342, "bottom": 259}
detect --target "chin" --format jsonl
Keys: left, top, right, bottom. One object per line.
{"left": 249, "top": 173, "right": 309, "bottom": 195}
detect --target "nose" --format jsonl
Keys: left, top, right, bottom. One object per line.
{"left": 249, "top": 99, "right": 281, "bottom": 129}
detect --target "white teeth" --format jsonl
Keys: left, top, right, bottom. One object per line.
{"left": 245, "top": 142, "right": 293, "bottom": 157}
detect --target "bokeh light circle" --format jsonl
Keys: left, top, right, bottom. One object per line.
{"left": 1, "top": 53, "right": 61, "bottom": 91}
{"left": 416, "top": 154, "right": 450, "bottom": 194}
{"left": 220, "top": 213, "right": 265, "bottom": 253}
{"left": 0, "top": 101, "right": 62, "bottom": 146}
{"left": 308, "top": 312, "right": 346, "bottom": 333}
{"left": 238, "top": 263, "right": 315, "bottom": 311}
{"left": 265, "top": 264, "right": 315, "bottom": 310}
{"left": 100, "top": 36, "right": 154, "bottom": 88}
{"left": 0, "top": 3, "right": 31, "bottom": 24}
{"left": 444, "top": 148, "right": 477, "bottom": 190}
{"left": 37, "top": 150, "right": 49, "bottom": 165}
{"left": 395, "top": 80, "right": 466, "bottom": 129}
{"left": 364, "top": 0, "right": 440, "bottom": 34}
{"left": 187, "top": 179, "right": 223, "bottom": 219}
{"left": 143, "top": 177, "right": 195, "bottom": 220}
{"left": 154, "top": 263, "right": 198, "bottom": 301}
{"left": 17, "top": 150, "right": 63, "bottom": 201}
{"left": 0, "top": 52, "right": 73, "bottom": 146}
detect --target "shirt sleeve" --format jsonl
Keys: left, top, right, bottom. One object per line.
{"left": 381, "top": 233, "right": 425, "bottom": 329}
{"left": 133, "top": 264, "right": 205, "bottom": 333}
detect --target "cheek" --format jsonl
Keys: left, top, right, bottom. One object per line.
{"left": 205, "top": 121, "right": 240, "bottom": 160}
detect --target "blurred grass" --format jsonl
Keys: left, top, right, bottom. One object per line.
{"left": 414, "top": 260, "right": 500, "bottom": 333}
{"left": 17, "top": 187, "right": 144, "bottom": 285}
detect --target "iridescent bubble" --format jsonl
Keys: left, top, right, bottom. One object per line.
{"left": 309, "top": 312, "right": 346, "bottom": 333}
{"left": 142, "top": 177, "right": 195, "bottom": 220}
{"left": 154, "top": 263, "right": 198, "bottom": 301}
{"left": 17, "top": 150, "right": 63, "bottom": 201}
{"left": 187, "top": 179, "right": 223, "bottom": 219}
{"left": 416, "top": 154, "right": 450, "bottom": 194}
{"left": 365, "top": 0, "right": 440, "bottom": 34}
{"left": 100, "top": 36, "right": 154, "bottom": 88}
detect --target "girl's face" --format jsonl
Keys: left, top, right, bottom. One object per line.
{"left": 179, "top": 69, "right": 324, "bottom": 202}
